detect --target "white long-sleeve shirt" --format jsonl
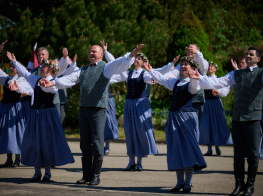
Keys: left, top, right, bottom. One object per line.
{"left": 13, "top": 61, "right": 58, "bottom": 94}
{"left": 53, "top": 52, "right": 135, "bottom": 89}
{"left": 0, "top": 68, "right": 33, "bottom": 95}
{"left": 206, "top": 74, "right": 233, "bottom": 97}
{"left": 62, "top": 62, "right": 79, "bottom": 76}
{"left": 199, "top": 66, "right": 261, "bottom": 91}
{"left": 149, "top": 69, "right": 201, "bottom": 94}
{"left": 163, "top": 50, "right": 209, "bottom": 80}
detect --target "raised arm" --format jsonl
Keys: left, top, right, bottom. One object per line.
{"left": 194, "top": 51, "right": 209, "bottom": 75}
{"left": 62, "top": 54, "right": 79, "bottom": 76}
{"left": 54, "top": 48, "right": 70, "bottom": 78}
{"left": 6, "top": 52, "right": 39, "bottom": 88}
{"left": 109, "top": 71, "right": 128, "bottom": 84}
{"left": 100, "top": 40, "right": 116, "bottom": 63}
{"left": 152, "top": 55, "right": 180, "bottom": 75}
{"left": 9, "top": 79, "right": 34, "bottom": 95}
{"left": 0, "top": 40, "right": 7, "bottom": 52}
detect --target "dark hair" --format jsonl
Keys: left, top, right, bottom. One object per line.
{"left": 52, "top": 57, "right": 59, "bottom": 61}
{"left": 190, "top": 43, "right": 200, "bottom": 51}
{"left": 247, "top": 47, "right": 261, "bottom": 58}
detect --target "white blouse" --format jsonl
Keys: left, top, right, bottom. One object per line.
{"left": 0, "top": 68, "right": 33, "bottom": 95}
{"left": 149, "top": 69, "right": 201, "bottom": 94}
{"left": 53, "top": 52, "right": 135, "bottom": 89}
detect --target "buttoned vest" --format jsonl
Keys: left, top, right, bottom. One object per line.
{"left": 233, "top": 67, "right": 263, "bottom": 121}
{"left": 31, "top": 66, "right": 60, "bottom": 105}
{"left": 169, "top": 80, "right": 196, "bottom": 112}
{"left": 126, "top": 70, "right": 148, "bottom": 99}
{"left": 79, "top": 61, "right": 109, "bottom": 108}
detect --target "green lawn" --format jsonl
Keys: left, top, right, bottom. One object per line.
{"left": 65, "top": 126, "right": 166, "bottom": 140}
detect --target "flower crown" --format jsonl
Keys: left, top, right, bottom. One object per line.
{"left": 136, "top": 52, "right": 149, "bottom": 64}
{"left": 180, "top": 56, "right": 199, "bottom": 69}
{"left": 209, "top": 61, "right": 218, "bottom": 68}
{"left": 40, "top": 59, "right": 59, "bottom": 73}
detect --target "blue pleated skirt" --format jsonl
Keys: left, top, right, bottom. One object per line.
{"left": 199, "top": 99, "right": 233, "bottom": 146}
{"left": 166, "top": 111, "right": 207, "bottom": 171}
{"left": 124, "top": 97, "right": 158, "bottom": 157}
{"left": 104, "top": 97, "right": 118, "bottom": 140}
{"left": 0, "top": 100, "right": 30, "bottom": 154}
{"left": 21, "top": 107, "right": 75, "bottom": 167}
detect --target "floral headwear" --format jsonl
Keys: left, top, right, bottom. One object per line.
{"left": 209, "top": 61, "right": 218, "bottom": 69}
{"left": 136, "top": 52, "right": 149, "bottom": 64}
{"left": 180, "top": 56, "right": 199, "bottom": 69}
{"left": 40, "top": 59, "right": 59, "bottom": 73}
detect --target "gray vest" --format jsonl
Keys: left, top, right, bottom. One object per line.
{"left": 31, "top": 66, "right": 60, "bottom": 105}
{"left": 180, "top": 69, "right": 205, "bottom": 103}
{"left": 58, "top": 89, "right": 67, "bottom": 104}
{"left": 79, "top": 61, "right": 110, "bottom": 108}
{"left": 233, "top": 67, "right": 263, "bottom": 121}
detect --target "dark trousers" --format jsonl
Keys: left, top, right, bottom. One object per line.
{"left": 60, "top": 103, "right": 67, "bottom": 129}
{"left": 192, "top": 102, "right": 204, "bottom": 127}
{"left": 232, "top": 120, "right": 261, "bottom": 183}
{"left": 79, "top": 107, "right": 106, "bottom": 161}
{"left": 55, "top": 103, "right": 60, "bottom": 116}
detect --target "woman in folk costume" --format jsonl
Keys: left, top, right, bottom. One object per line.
{"left": 0, "top": 62, "right": 33, "bottom": 167}
{"left": 6, "top": 51, "right": 74, "bottom": 182}
{"left": 145, "top": 56, "right": 207, "bottom": 193}
{"left": 199, "top": 62, "right": 233, "bottom": 156}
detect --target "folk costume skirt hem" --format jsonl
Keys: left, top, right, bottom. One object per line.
{"left": 124, "top": 97, "right": 158, "bottom": 157}
{"left": 21, "top": 107, "right": 74, "bottom": 167}
{"left": 104, "top": 97, "right": 118, "bottom": 140}
{"left": 166, "top": 111, "right": 206, "bottom": 171}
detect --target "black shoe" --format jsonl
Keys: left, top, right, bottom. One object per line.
{"left": 137, "top": 164, "right": 143, "bottom": 171}
{"left": 123, "top": 164, "right": 136, "bottom": 171}
{"left": 204, "top": 150, "right": 213, "bottom": 156}
{"left": 42, "top": 173, "right": 51, "bottom": 182}
{"left": 216, "top": 148, "right": 221, "bottom": 156}
{"left": 242, "top": 182, "right": 254, "bottom": 196}
{"left": 29, "top": 174, "right": 42, "bottom": 182}
{"left": 183, "top": 188, "right": 191, "bottom": 193}
{"left": 230, "top": 180, "right": 245, "bottom": 196}
{"left": 76, "top": 178, "right": 88, "bottom": 184}
{"left": 170, "top": 183, "right": 185, "bottom": 192}
{"left": 12, "top": 160, "right": 20, "bottom": 167}
{"left": 88, "top": 174, "right": 100, "bottom": 185}
{"left": 2, "top": 160, "right": 13, "bottom": 167}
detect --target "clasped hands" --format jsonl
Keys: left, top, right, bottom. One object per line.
{"left": 8, "top": 81, "right": 27, "bottom": 98}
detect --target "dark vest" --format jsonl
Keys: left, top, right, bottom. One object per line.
{"left": 31, "top": 66, "right": 60, "bottom": 105}
{"left": 169, "top": 80, "right": 196, "bottom": 112}
{"left": 1, "top": 78, "right": 21, "bottom": 103}
{"left": 108, "top": 84, "right": 113, "bottom": 98}
{"left": 233, "top": 67, "right": 263, "bottom": 121}
{"left": 126, "top": 70, "right": 148, "bottom": 99}
{"left": 204, "top": 90, "right": 219, "bottom": 100}
{"left": 31, "top": 79, "right": 55, "bottom": 109}
{"left": 79, "top": 61, "right": 110, "bottom": 108}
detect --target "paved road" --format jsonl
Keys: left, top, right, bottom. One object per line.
{"left": 0, "top": 142, "right": 262, "bottom": 196}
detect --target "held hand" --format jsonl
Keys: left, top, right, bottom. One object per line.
{"left": 73, "top": 54, "right": 77, "bottom": 63}
{"left": 38, "top": 78, "right": 55, "bottom": 88}
{"left": 151, "top": 79, "right": 155, "bottom": 83}
{"left": 0, "top": 40, "right": 7, "bottom": 52}
{"left": 231, "top": 59, "right": 238, "bottom": 70}
{"left": 20, "top": 92, "right": 27, "bottom": 98}
{"left": 212, "top": 89, "right": 219, "bottom": 96}
{"left": 173, "top": 55, "right": 181, "bottom": 64}
{"left": 9, "top": 81, "right": 19, "bottom": 91}
{"left": 188, "top": 68, "right": 200, "bottom": 80}
{"left": 6, "top": 51, "right": 16, "bottom": 62}
{"left": 100, "top": 40, "right": 107, "bottom": 52}
{"left": 143, "top": 62, "right": 152, "bottom": 72}
{"left": 62, "top": 48, "right": 68, "bottom": 59}
{"left": 130, "top": 44, "right": 144, "bottom": 58}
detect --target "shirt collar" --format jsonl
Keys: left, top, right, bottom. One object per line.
{"left": 133, "top": 68, "right": 143, "bottom": 74}
{"left": 46, "top": 75, "right": 53, "bottom": 81}
{"left": 90, "top": 62, "right": 99, "bottom": 66}
{"left": 181, "top": 77, "right": 190, "bottom": 82}
{"left": 209, "top": 74, "right": 217, "bottom": 78}
{"left": 249, "top": 65, "right": 258, "bottom": 71}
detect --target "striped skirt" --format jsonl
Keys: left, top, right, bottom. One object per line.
{"left": 104, "top": 97, "right": 118, "bottom": 140}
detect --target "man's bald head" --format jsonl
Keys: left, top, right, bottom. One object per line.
{"left": 89, "top": 45, "right": 104, "bottom": 64}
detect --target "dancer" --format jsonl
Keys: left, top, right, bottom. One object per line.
{"left": 144, "top": 56, "right": 206, "bottom": 193}
{"left": 0, "top": 61, "right": 32, "bottom": 167}
{"left": 6, "top": 51, "right": 75, "bottom": 182}
{"left": 39, "top": 44, "right": 143, "bottom": 185}
{"left": 189, "top": 47, "right": 262, "bottom": 196}
{"left": 200, "top": 61, "right": 233, "bottom": 156}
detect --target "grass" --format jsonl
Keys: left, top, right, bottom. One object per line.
{"left": 64, "top": 126, "right": 166, "bottom": 140}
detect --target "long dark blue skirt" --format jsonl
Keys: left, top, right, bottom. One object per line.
{"left": 124, "top": 97, "right": 158, "bottom": 157}
{"left": 166, "top": 111, "right": 206, "bottom": 171}
{"left": 104, "top": 97, "right": 118, "bottom": 140}
{"left": 0, "top": 100, "right": 30, "bottom": 154}
{"left": 21, "top": 107, "right": 74, "bottom": 167}
{"left": 199, "top": 99, "right": 233, "bottom": 146}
